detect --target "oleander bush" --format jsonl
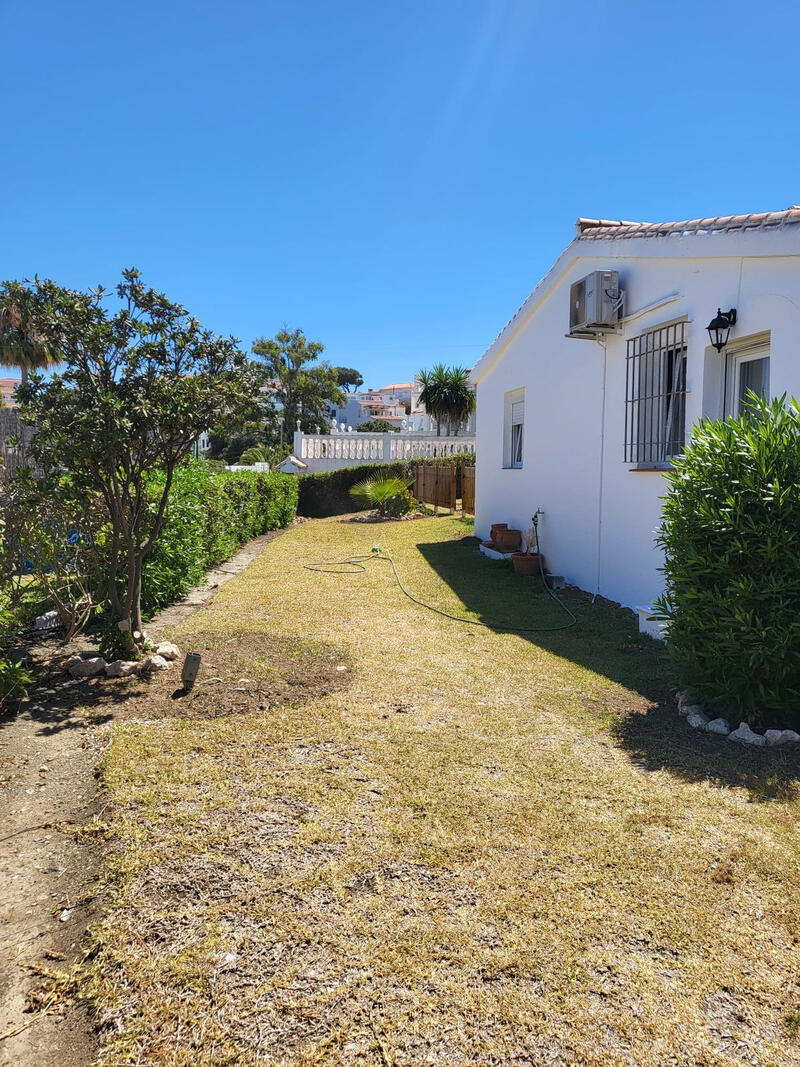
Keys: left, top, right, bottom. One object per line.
{"left": 142, "top": 462, "right": 297, "bottom": 616}
{"left": 656, "top": 395, "right": 800, "bottom": 729}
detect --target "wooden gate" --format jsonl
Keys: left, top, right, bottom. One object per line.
{"left": 461, "top": 466, "right": 475, "bottom": 514}
{"left": 413, "top": 464, "right": 457, "bottom": 511}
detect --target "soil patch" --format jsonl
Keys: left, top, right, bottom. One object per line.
{"left": 111, "top": 632, "right": 351, "bottom": 722}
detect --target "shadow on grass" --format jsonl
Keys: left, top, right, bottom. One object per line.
{"left": 1, "top": 656, "right": 139, "bottom": 736}
{"left": 416, "top": 537, "right": 800, "bottom": 801}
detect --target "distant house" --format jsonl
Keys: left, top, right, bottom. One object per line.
{"left": 330, "top": 382, "right": 414, "bottom": 430}
{"left": 0, "top": 377, "right": 20, "bottom": 407}
{"left": 329, "top": 379, "right": 476, "bottom": 434}
{"left": 276, "top": 454, "right": 309, "bottom": 474}
{"left": 470, "top": 206, "right": 800, "bottom": 630}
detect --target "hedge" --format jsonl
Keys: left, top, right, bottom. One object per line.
{"left": 297, "top": 462, "right": 411, "bottom": 518}
{"left": 297, "top": 455, "right": 476, "bottom": 518}
{"left": 656, "top": 396, "right": 800, "bottom": 730}
{"left": 142, "top": 462, "right": 297, "bottom": 616}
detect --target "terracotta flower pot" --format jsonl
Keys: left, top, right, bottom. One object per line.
{"left": 490, "top": 523, "right": 508, "bottom": 542}
{"left": 494, "top": 528, "right": 521, "bottom": 552}
{"left": 512, "top": 552, "right": 543, "bottom": 575}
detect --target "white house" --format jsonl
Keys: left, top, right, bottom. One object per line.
{"left": 330, "top": 379, "right": 476, "bottom": 434}
{"left": 470, "top": 207, "right": 800, "bottom": 629}
{"left": 330, "top": 382, "right": 414, "bottom": 430}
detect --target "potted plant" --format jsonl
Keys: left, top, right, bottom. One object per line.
{"left": 512, "top": 524, "right": 543, "bottom": 575}
{"left": 494, "top": 527, "right": 521, "bottom": 552}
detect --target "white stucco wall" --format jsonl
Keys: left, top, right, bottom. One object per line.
{"left": 473, "top": 228, "right": 800, "bottom": 610}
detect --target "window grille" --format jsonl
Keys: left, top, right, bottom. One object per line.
{"left": 625, "top": 321, "right": 687, "bottom": 464}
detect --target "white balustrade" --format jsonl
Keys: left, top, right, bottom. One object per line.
{"left": 293, "top": 431, "right": 475, "bottom": 472}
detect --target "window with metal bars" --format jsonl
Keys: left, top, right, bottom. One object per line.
{"left": 624, "top": 321, "right": 687, "bottom": 465}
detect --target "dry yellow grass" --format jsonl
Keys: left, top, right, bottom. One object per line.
{"left": 86, "top": 516, "right": 800, "bottom": 1065}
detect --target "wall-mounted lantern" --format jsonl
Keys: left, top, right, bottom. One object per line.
{"left": 706, "top": 308, "right": 737, "bottom": 352}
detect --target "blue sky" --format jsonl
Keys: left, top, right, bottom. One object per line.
{"left": 3, "top": 0, "right": 798, "bottom": 387}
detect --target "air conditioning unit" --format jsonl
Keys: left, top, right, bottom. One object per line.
{"left": 568, "top": 270, "right": 622, "bottom": 337}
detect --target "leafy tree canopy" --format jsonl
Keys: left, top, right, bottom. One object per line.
{"left": 252, "top": 327, "right": 344, "bottom": 445}
{"left": 356, "top": 418, "right": 399, "bottom": 433}
{"left": 7, "top": 269, "right": 258, "bottom": 644}
{"left": 334, "top": 366, "right": 364, "bottom": 392}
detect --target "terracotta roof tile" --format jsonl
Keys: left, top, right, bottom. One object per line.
{"left": 576, "top": 206, "right": 800, "bottom": 240}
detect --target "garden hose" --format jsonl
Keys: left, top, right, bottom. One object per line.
{"left": 303, "top": 545, "right": 577, "bottom": 633}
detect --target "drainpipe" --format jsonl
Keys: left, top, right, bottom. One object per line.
{"left": 594, "top": 337, "right": 608, "bottom": 602}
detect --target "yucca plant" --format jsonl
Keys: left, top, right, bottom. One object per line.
{"left": 348, "top": 476, "right": 413, "bottom": 517}
{"left": 656, "top": 393, "right": 800, "bottom": 728}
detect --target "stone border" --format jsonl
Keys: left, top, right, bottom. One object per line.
{"left": 675, "top": 689, "right": 800, "bottom": 747}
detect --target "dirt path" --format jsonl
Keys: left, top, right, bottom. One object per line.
{"left": 0, "top": 527, "right": 292, "bottom": 1066}
{"left": 0, "top": 696, "right": 99, "bottom": 1067}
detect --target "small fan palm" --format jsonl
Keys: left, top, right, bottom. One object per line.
{"left": 238, "top": 444, "right": 272, "bottom": 466}
{"left": 349, "top": 476, "right": 412, "bottom": 517}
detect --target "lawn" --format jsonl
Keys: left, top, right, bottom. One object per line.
{"left": 85, "top": 515, "right": 800, "bottom": 1065}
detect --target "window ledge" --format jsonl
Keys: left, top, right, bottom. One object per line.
{"left": 501, "top": 465, "right": 524, "bottom": 470}
{"left": 628, "top": 463, "right": 673, "bottom": 472}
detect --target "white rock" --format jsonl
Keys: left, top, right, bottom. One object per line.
{"left": 155, "top": 641, "right": 180, "bottom": 662}
{"left": 727, "top": 722, "right": 766, "bottom": 747}
{"left": 676, "top": 689, "right": 695, "bottom": 709}
{"left": 141, "top": 654, "right": 171, "bottom": 672}
{"left": 764, "top": 728, "right": 800, "bottom": 746}
{"left": 680, "top": 703, "right": 705, "bottom": 719}
{"left": 686, "top": 711, "right": 709, "bottom": 729}
{"left": 105, "top": 659, "right": 141, "bottom": 678}
{"left": 704, "top": 717, "right": 730, "bottom": 735}
{"left": 67, "top": 655, "right": 107, "bottom": 678}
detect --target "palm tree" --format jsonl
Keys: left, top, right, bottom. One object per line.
{"left": 238, "top": 444, "right": 272, "bottom": 465}
{"left": 442, "top": 365, "right": 475, "bottom": 436}
{"left": 417, "top": 364, "right": 475, "bottom": 435}
{"left": 416, "top": 363, "right": 449, "bottom": 434}
{"left": 0, "top": 295, "right": 61, "bottom": 385}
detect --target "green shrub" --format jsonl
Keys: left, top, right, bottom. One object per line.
{"left": 656, "top": 395, "right": 800, "bottom": 729}
{"left": 297, "top": 462, "right": 411, "bottom": 517}
{"left": 349, "top": 476, "right": 414, "bottom": 517}
{"left": 297, "top": 455, "right": 474, "bottom": 517}
{"left": 356, "top": 419, "right": 400, "bottom": 433}
{"left": 142, "top": 462, "right": 297, "bottom": 616}
{"left": 0, "top": 658, "right": 32, "bottom": 707}
{"left": 384, "top": 488, "right": 415, "bottom": 517}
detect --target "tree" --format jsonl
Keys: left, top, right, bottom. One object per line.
{"left": 416, "top": 364, "right": 448, "bottom": 435}
{"left": 356, "top": 418, "right": 399, "bottom": 433}
{"left": 441, "top": 365, "right": 476, "bottom": 436}
{"left": 334, "top": 366, "right": 364, "bottom": 393}
{"left": 416, "top": 364, "right": 475, "bottom": 435}
{"left": 8, "top": 269, "right": 258, "bottom": 647}
{"left": 238, "top": 444, "right": 273, "bottom": 465}
{"left": 252, "top": 328, "right": 344, "bottom": 447}
{"left": 0, "top": 290, "right": 62, "bottom": 384}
